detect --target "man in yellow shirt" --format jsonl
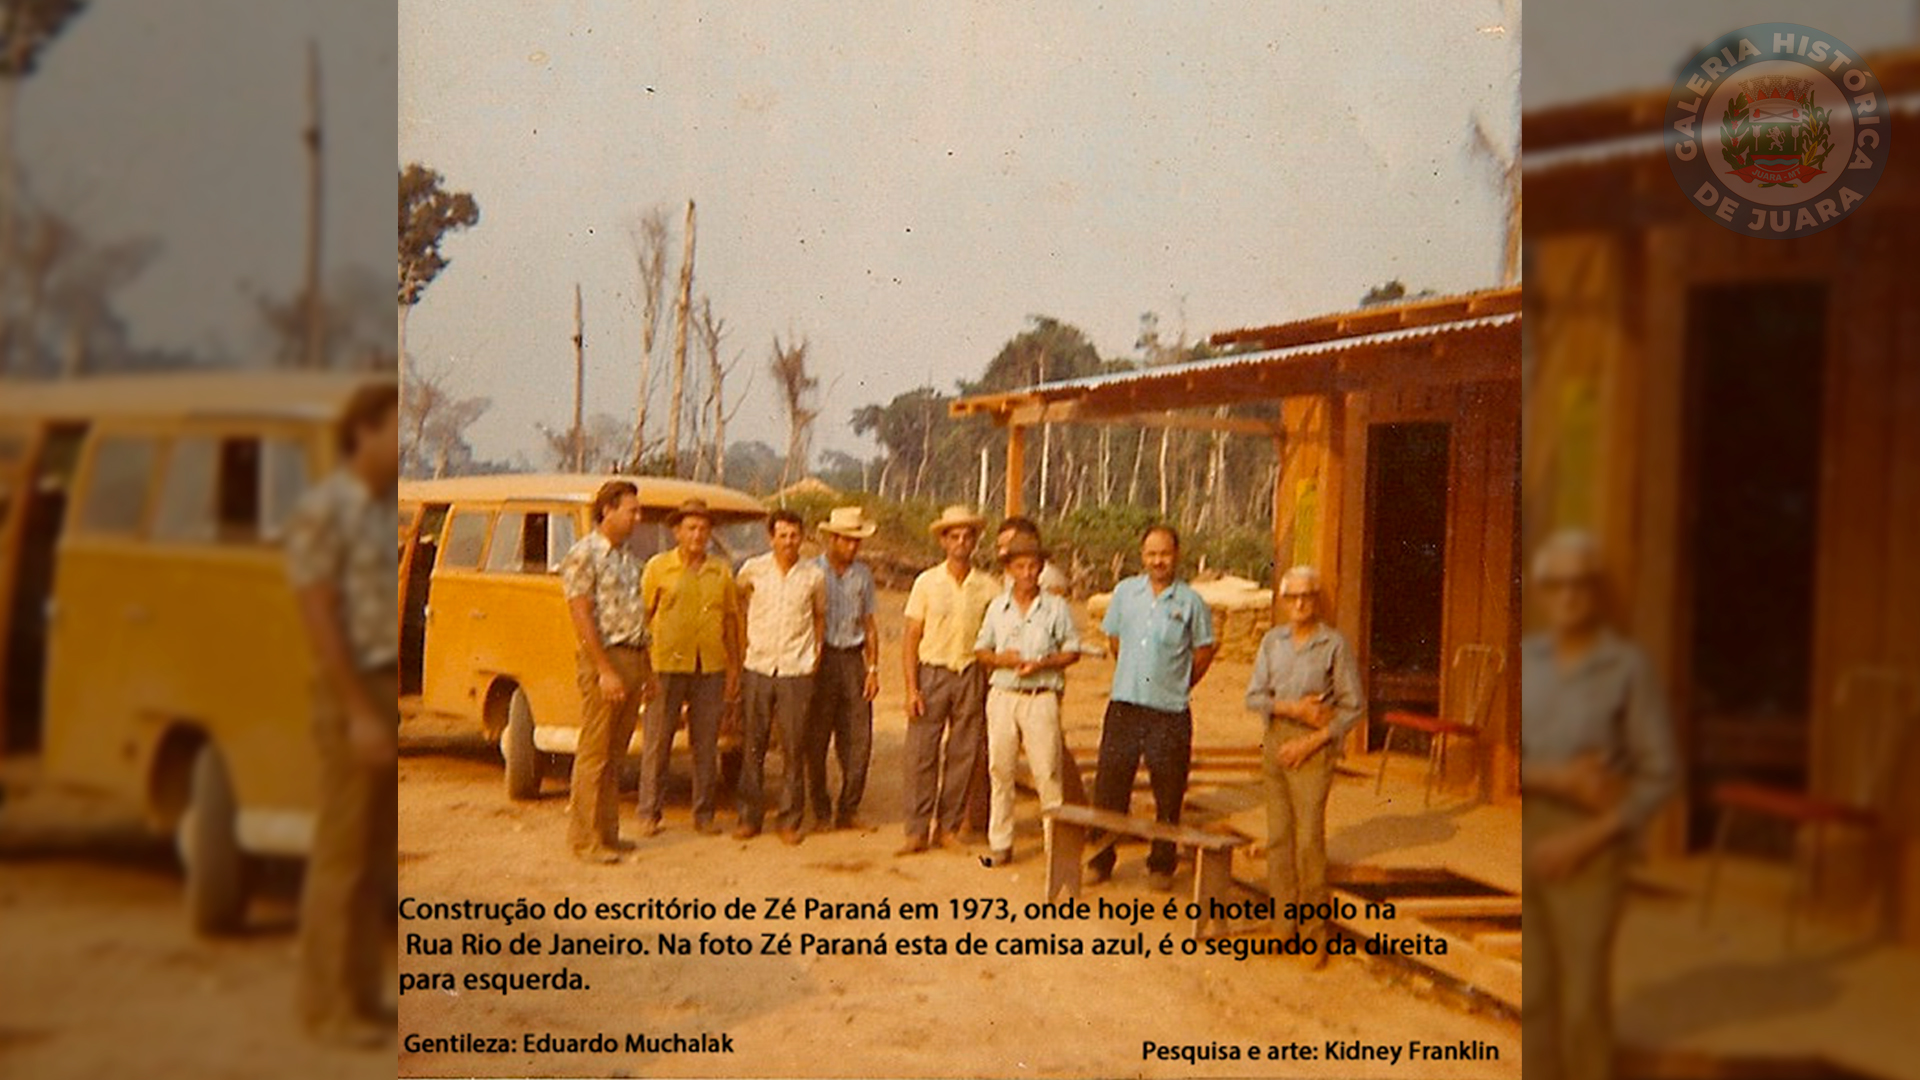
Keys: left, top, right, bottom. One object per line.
{"left": 638, "top": 499, "right": 743, "bottom": 836}
{"left": 898, "top": 505, "right": 998, "bottom": 855}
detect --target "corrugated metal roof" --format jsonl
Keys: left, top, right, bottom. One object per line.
{"left": 983, "top": 311, "right": 1520, "bottom": 402}
{"left": 1524, "top": 91, "right": 1920, "bottom": 175}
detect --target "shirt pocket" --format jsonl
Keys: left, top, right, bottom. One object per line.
{"left": 1151, "top": 605, "right": 1190, "bottom": 648}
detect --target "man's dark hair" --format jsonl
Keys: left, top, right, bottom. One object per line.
{"left": 996, "top": 515, "right": 1041, "bottom": 539}
{"left": 767, "top": 508, "right": 803, "bottom": 533}
{"left": 338, "top": 382, "right": 398, "bottom": 456}
{"left": 1141, "top": 523, "right": 1181, "bottom": 549}
{"left": 591, "top": 479, "right": 639, "bottom": 523}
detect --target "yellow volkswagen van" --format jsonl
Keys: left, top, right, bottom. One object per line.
{"left": 0, "top": 370, "right": 396, "bottom": 934}
{"left": 397, "top": 474, "right": 767, "bottom": 799}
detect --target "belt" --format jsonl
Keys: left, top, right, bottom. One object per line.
{"left": 608, "top": 641, "right": 647, "bottom": 652}
{"left": 997, "top": 685, "right": 1057, "bottom": 696}
{"left": 824, "top": 643, "right": 866, "bottom": 652}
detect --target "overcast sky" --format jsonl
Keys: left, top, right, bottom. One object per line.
{"left": 20, "top": 0, "right": 394, "bottom": 360}
{"left": 400, "top": 2, "right": 1521, "bottom": 466}
{"left": 1526, "top": 0, "right": 1913, "bottom": 108}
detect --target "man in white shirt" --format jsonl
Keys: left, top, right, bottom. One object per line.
{"left": 733, "top": 509, "right": 826, "bottom": 843}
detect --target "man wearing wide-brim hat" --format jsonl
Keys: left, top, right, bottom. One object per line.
{"left": 805, "top": 506, "right": 882, "bottom": 831}
{"left": 897, "top": 505, "right": 998, "bottom": 854}
{"left": 637, "top": 498, "right": 743, "bottom": 837}
{"left": 972, "top": 534, "right": 1079, "bottom": 867}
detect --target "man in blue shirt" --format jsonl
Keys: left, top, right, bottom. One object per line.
{"left": 1088, "top": 524, "right": 1217, "bottom": 890}
{"left": 806, "top": 506, "right": 882, "bottom": 831}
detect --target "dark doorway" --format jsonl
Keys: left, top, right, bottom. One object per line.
{"left": 5, "top": 424, "right": 85, "bottom": 754}
{"left": 1363, "top": 422, "right": 1450, "bottom": 750}
{"left": 399, "top": 503, "right": 448, "bottom": 697}
{"left": 1683, "top": 283, "right": 1825, "bottom": 851}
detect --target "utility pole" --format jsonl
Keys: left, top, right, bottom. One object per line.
{"left": 302, "top": 40, "right": 326, "bottom": 369}
{"left": 572, "top": 283, "right": 585, "bottom": 471}
{"left": 667, "top": 199, "right": 696, "bottom": 475}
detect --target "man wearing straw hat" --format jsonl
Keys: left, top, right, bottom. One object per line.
{"left": 973, "top": 533, "right": 1079, "bottom": 867}
{"left": 898, "top": 505, "right": 998, "bottom": 855}
{"left": 637, "top": 498, "right": 743, "bottom": 837}
{"left": 807, "top": 505, "right": 881, "bottom": 831}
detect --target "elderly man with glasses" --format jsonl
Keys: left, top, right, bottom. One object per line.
{"left": 1521, "top": 531, "right": 1676, "bottom": 1080}
{"left": 1244, "top": 565, "right": 1363, "bottom": 967}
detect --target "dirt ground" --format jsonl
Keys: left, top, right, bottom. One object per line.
{"left": 0, "top": 783, "right": 380, "bottom": 1080}
{"left": 395, "top": 589, "right": 1519, "bottom": 1079}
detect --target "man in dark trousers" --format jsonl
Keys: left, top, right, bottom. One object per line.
{"left": 807, "top": 506, "right": 881, "bottom": 831}
{"left": 1087, "top": 524, "right": 1217, "bottom": 891}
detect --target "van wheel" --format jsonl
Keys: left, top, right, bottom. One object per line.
{"left": 180, "top": 744, "right": 248, "bottom": 935}
{"left": 501, "top": 688, "right": 542, "bottom": 800}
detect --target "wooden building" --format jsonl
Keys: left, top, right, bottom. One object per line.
{"left": 1525, "top": 51, "right": 1920, "bottom": 944}
{"left": 952, "top": 288, "right": 1523, "bottom": 799}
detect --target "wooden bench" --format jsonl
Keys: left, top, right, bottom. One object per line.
{"left": 1041, "top": 804, "right": 1250, "bottom": 938}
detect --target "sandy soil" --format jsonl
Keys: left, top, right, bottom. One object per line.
{"left": 396, "top": 590, "right": 1519, "bottom": 1079}
{"left": 0, "top": 786, "right": 383, "bottom": 1080}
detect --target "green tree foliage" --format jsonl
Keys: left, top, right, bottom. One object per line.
{"left": 398, "top": 163, "right": 479, "bottom": 308}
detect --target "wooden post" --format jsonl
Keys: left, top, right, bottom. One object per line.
{"left": 1004, "top": 423, "right": 1026, "bottom": 517}
{"left": 571, "top": 283, "right": 585, "bottom": 472}
{"left": 302, "top": 40, "right": 325, "bottom": 369}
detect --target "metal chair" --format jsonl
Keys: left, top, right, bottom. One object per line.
{"left": 1699, "top": 666, "right": 1916, "bottom": 946}
{"left": 1373, "top": 644, "right": 1507, "bottom": 806}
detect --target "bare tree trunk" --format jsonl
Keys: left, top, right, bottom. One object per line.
{"left": 1201, "top": 411, "right": 1227, "bottom": 530}
{"left": 628, "top": 208, "right": 669, "bottom": 469}
{"left": 911, "top": 398, "right": 931, "bottom": 501}
{"left": 1126, "top": 426, "right": 1147, "bottom": 505}
{"left": 1098, "top": 426, "right": 1112, "bottom": 503}
{"left": 977, "top": 445, "right": 988, "bottom": 509}
{"left": 876, "top": 456, "right": 894, "bottom": 503}
{"left": 571, "top": 283, "right": 585, "bottom": 471}
{"left": 1156, "top": 427, "right": 1171, "bottom": 516}
{"left": 302, "top": 41, "right": 326, "bottom": 369}
{"left": 667, "top": 199, "right": 696, "bottom": 475}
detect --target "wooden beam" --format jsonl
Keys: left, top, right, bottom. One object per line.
{"left": 1390, "top": 896, "right": 1522, "bottom": 920}
{"left": 1331, "top": 888, "right": 1522, "bottom": 1011}
{"left": 1008, "top": 399, "right": 1280, "bottom": 435}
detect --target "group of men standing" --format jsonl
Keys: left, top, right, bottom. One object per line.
{"left": 559, "top": 484, "right": 884, "bottom": 862}
{"left": 554, "top": 485, "right": 1364, "bottom": 961}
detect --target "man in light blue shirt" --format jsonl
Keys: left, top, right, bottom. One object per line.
{"left": 973, "top": 536, "right": 1079, "bottom": 866}
{"left": 807, "top": 506, "right": 882, "bottom": 831}
{"left": 1088, "top": 524, "right": 1217, "bottom": 890}
{"left": 1244, "top": 565, "right": 1364, "bottom": 963}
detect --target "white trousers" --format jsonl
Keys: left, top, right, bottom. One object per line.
{"left": 986, "top": 686, "right": 1064, "bottom": 853}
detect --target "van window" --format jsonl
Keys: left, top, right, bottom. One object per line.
{"left": 484, "top": 510, "right": 528, "bottom": 572}
{"left": 485, "top": 509, "right": 573, "bottom": 574}
{"left": 152, "top": 437, "right": 218, "bottom": 542}
{"left": 152, "top": 436, "right": 312, "bottom": 544}
{"left": 258, "top": 439, "right": 310, "bottom": 540}
{"left": 546, "top": 512, "right": 576, "bottom": 572}
{"left": 441, "top": 509, "right": 490, "bottom": 568}
{"left": 622, "top": 522, "right": 672, "bottom": 563}
{"left": 78, "top": 436, "right": 159, "bottom": 535}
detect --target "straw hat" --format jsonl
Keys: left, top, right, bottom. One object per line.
{"left": 665, "top": 498, "right": 713, "bottom": 526}
{"left": 998, "top": 534, "right": 1048, "bottom": 565}
{"left": 818, "top": 505, "right": 878, "bottom": 539}
{"left": 926, "top": 504, "right": 987, "bottom": 536}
